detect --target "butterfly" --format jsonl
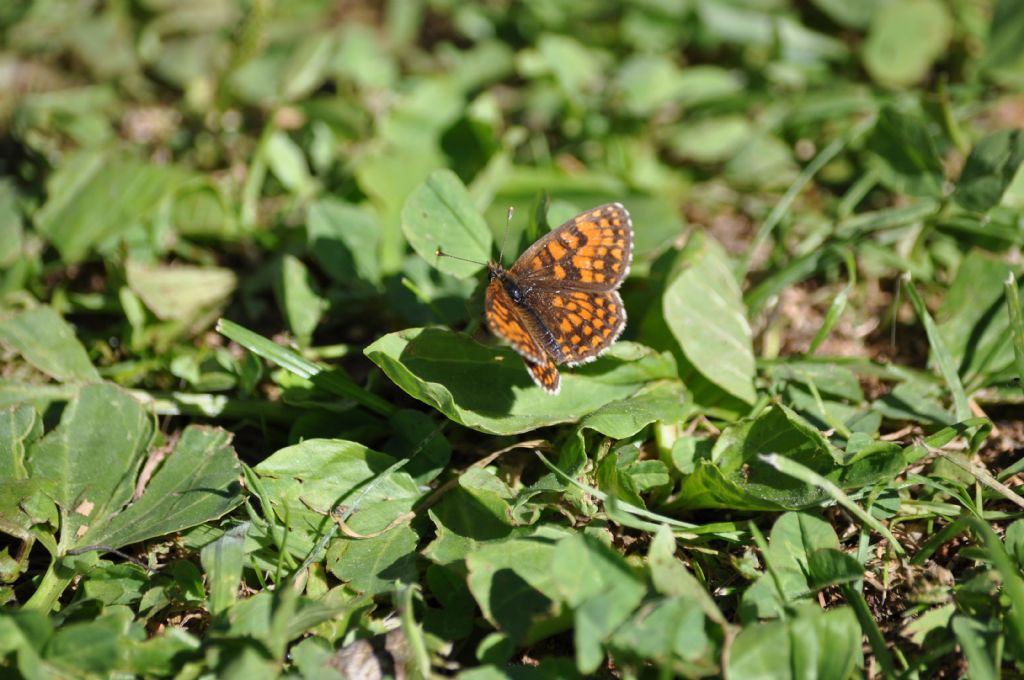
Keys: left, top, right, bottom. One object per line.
{"left": 482, "top": 202, "right": 633, "bottom": 394}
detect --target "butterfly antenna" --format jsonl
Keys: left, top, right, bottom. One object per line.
{"left": 435, "top": 247, "right": 486, "bottom": 266}
{"left": 497, "top": 206, "right": 514, "bottom": 265}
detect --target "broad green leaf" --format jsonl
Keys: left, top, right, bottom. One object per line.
{"left": 667, "top": 115, "right": 753, "bottom": 164}
{"left": 663, "top": 232, "right": 756, "bottom": 404}
{"left": 614, "top": 54, "right": 688, "bottom": 117}
{"left": 465, "top": 525, "right": 574, "bottom": 645}
{"left": 0, "top": 307, "right": 100, "bottom": 382}
{"left": 254, "top": 439, "right": 422, "bottom": 560}
{"left": 579, "top": 381, "right": 689, "bottom": 439}
{"left": 281, "top": 31, "right": 336, "bottom": 102}
{"left": 34, "top": 149, "right": 183, "bottom": 263}
{"left": 306, "top": 198, "right": 381, "bottom": 286}
{"left": 423, "top": 467, "right": 518, "bottom": 567}
{"left": 981, "top": 0, "right": 1024, "bottom": 79}
{"left": 953, "top": 129, "right": 1024, "bottom": 212}
{"left": 274, "top": 254, "right": 326, "bottom": 346}
{"left": 609, "top": 597, "right": 715, "bottom": 674}
{"left": 265, "top": 131, "right": 316, "bottom": 198}
{"left": 862, "top": 0, "right": 952, "bottom": 88}
{"left": 126, "top": 260, "right": 237, "bottom": 325}
{"left": 402, "top": 169, "right": 492, "bottom": 279}
{"left": 807, "top": 548, "right": 864, "bottom": 590}
{"left": 27, "top": 382, "right": 153, "bottom": 550}
{"left": 551, "top": 533, "right": 647, "bottom": 673}
{"left": 936, "top": 250, "right": 1015, "bottom": 381}
{"left": 866, "top": 106, "right": 945, "bottom": 198}
{"left": 726, "top": 606, "right": 860, "bottom": 680}
{"left": 83, "top": 425, "right": 243, "bottom": 549}
{"left": 326, "top": 503, "right": 419, "bottom": 596}
{"left": 365, "top": 328, "right": 678, "bottom": 434}
{"left": 44, "top": 609, "right": 130, "bottom": 676}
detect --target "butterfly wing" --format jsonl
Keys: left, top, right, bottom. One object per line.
{"left": 509, "top": 202, "right": 633, "bottom": 293}
{"left": 484, "top": 278, "right": 548, "bottom": 365}
{"left": 526, "top": 356, "right": 561, "bottom": 394}
{"left": 531, "top": 289, "right": 626, "bottom": 366}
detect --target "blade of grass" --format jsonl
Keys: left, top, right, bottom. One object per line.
{"left": 217, "top": 318, "right": 397, "bottom": 417}
{"left": 1006, "top": 272, "right": 1024, "bottom": 397}
{"left": 806, "top": 249, "right": 857, "bottom": 356}
{"left": 901, "top": 275, "right": 972, "bottom": 423}
{"left": 757, "top": 453, "right": 906, "bottom": 556}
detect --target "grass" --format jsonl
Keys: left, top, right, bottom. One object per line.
{"left": 2, "top": 0, "right": 1024, "bottom": 678}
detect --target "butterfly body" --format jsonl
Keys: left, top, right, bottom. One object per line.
{"left": 483, "top": 202, "right": 633, "bottom": 394}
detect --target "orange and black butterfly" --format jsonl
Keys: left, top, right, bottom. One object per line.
{"left": 482, "top": 203, "right": 633, "bottom": 394}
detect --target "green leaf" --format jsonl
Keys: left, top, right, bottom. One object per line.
{"left": 84, "top": 425, "right": 243, "bottom": 549}
{"left": 953, "top": 130, "right": 1024, "bottom": 212}
{"left": 866, "top": 106, "right": 945, "bottom": 198}
{"left": 465, "top": 525, "right": 574, "bottom": 644}
{"left": 254, "top": 438, "right": 422, "bottom": 563}
{"left": 326, "top": 506, "right": 419, "bottom": 596}
{"left": 0, "top": 180, "right": 23, "bottom": 269}
{"left": 274, "top": 254, "right": 326, "bottom": 346}
{"left": 200, "top": 522, "right": 249, "bottom": 616}
{"left": 365, "top": 328, "right": 678, "bottom": 434}
{"left": 663, "top": 232, "right": 756, "bottom": 404}
{"left": 551, "top": 533, "right": 647, "bottom": 673}
{"left": 806, "top": 548, "right": 864, "bottom": 590}
{"left": 862, "top": 0, "right": 953, "bottom": 88}
{"left": 43, "top": 610, "right": 130, "bottom": 676}
{"left": 579, "top": 381, "right": 688, "bottom": 439}
{"left": 936, "top": 250, "right": 1015, "bottom": 381}
{"left": 0, "top": 307, "right": 100, "bottom": 382}
{"left": 26, "top": 382, "right": 153, "bottom": 550}
{"left": 423, "top": 468, "right": 519, "bottom": 567}
{"left": 264, "top": 131, "right": 316, "bottom": 198}
{"left": 306, "top": 198, "right": 382, "bottom": 286}
{"left": 34, "top": 149, "right": 183, "bottom": 263}
{"left": 402, "top": 169, "right": 492, "bottom": 279}
{"left": 726, "top": 606, "right": 860, "bottom": 680}
{"left": 126, "top": 260, "right": 237, "bottom": 325}
{"left": 981, "top": 0, "right": 1024, "bottom": 79}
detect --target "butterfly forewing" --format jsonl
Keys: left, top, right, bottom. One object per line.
{"left": 509, "top": 202, "right": 633, "bottom": 292}
{"left": 484, "top": 278, "right": 548, "bottom": 365}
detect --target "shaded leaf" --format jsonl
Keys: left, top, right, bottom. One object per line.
{"left": 365, "top": 328, "right": 678, "bottom": 434}
{"left": 866, "top": 106, "right": 945, "bottom": 198}
{"left": 953, "top": 129, "right": 1024, "bottom": 212}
